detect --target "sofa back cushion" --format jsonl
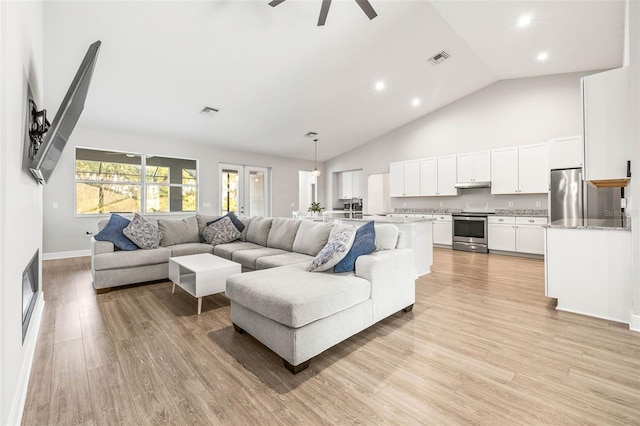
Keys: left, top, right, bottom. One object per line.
{"left": 266, "top": 218, "right": 301, "bottom": 251}
{"left": 158, "top": 216, "right": 200, "bottom": 246}
{"left": 292, "top": 220, "right": 334, "bottom": 256}
{"left": 374, "top": 224, "right": 399, "bottom": 250}
{"left": 245, "top": 216, "right": 273, "bottom": 246}
{"left": 237, "top": 216, "right": 253, "bottom": 241}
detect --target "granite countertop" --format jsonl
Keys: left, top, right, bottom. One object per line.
{"left": 391, "top": 208, "right": 462, "bottom": 214}
{"left": 544, "top": 217, "right": 631, "bottom": 231}
{"left": 493, "top": 209, "right": 548, "bottom": 217}
{"left": 351, "top": 215, "right": 432, "bottom": 224}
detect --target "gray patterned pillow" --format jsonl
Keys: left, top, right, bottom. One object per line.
{"left": 307, "top": 226, "right": 356, "bottom": 272}
{"left": 123, "top": 214, "right": 163, "bottom": 249}
{"left": 201, "top": 217, "right": 241, "bottom": 246}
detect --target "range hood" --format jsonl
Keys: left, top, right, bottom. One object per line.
{"left": 454, "top": 181, "right": 491, "bottom": 189}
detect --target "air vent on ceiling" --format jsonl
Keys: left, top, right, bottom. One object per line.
{"left": 428, "top": 50, "right": 450, "bottom": 65}
{"left": 201, "top": 106, "right": 219, "bottom": 116}
{"left": 304, "top": 131, "right": 318, "bottom": 138}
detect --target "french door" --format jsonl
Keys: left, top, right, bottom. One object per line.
{"left": 219, "top": 163, "right": 271, "bottom": 217}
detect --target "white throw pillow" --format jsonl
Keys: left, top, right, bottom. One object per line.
{"left": 307, "top": 226, "right": 356, "bottom": 272}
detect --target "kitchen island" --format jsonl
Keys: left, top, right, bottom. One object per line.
{"left": 316, "top": 214, "right": 433, "bottom": 277}
{"left": 544, "top": 218, "right": 631, "bottom": 324}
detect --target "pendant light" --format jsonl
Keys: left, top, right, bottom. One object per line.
{"left": 311, "top": 138, "right": 321, "bottom": 177}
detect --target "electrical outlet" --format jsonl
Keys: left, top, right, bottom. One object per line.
{"left": 536, "top": 201, "right": 541, "bottom": 207}
{"left": 202, "top": 202, "right": 211, "bottom": 208}
{"left": 621, "top": 198, "right": 627, "bottom": 208}
{"left": 52, "top": 202, "right": 59, "bottom": 209}
{"left": 402, "top": 202, "right": 407, "bottom": 207}
{"left": 508, "top": 201, "right": 513, "bottom": 207}
{"left": 439, "top": 201, "right": 443, "bottom": 207}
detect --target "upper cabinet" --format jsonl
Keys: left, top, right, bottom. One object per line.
{"left": 582, "top": 67, "right": 629, "bottom": 183}
{"left": 390, "top": 160, "right": 420, "bottom": 197}
{"left": 421, "top": 155, "right": 457, "bottom": 196}
{"left": 337, "top": 170, "right": 363, "bottom": 199}
{"left": 456, "top": 151, "right": 490, "bottom": 183}
{"left": 548, "top": 135, "right": 582, "bottom": 170}
{"left": 491, "top": 144, "right": 548, "bottom": 194}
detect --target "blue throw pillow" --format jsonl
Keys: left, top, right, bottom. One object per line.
{"left": 94, "top": 213, "right": 138, "bottom": 251}
{"left": 334, "top": 221, "right": 376, "bottom": 273}
{"left": 207, "top": 211, "right": 245, "bottom": 232}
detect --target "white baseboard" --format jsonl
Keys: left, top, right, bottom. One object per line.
{"left": 630, "top": 312, "right": 640, "bottom": 333}
{"left": 43, "top": 249, "right": 91, "bottom": 260}
{"left": 7, "top": 294, "right": 45, "bottom": 426}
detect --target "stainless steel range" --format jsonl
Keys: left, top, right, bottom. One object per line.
{"left": 451, "top": 212, "right": 491, "bottom": 253}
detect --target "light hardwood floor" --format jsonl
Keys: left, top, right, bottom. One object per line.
{"left": 22, "top": 249, "right": 640, "bottom": 425}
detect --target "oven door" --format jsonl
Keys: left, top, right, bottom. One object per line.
{"left": 452, "top": 216, "right": 488, "bottom": 244}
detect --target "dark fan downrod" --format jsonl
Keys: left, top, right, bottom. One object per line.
{"left": 268, "top": 0, "right": 377, "bottom": 26}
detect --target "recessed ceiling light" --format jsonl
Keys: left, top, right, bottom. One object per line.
{"left": 375, "top": 81, "right": 385, "bottom": 91}
{"left": 412, "top": 98, "right": 421, "bottom": 107}
{"left": 537, "top": 51, "right": 549, "bottom": 61}
{"left": 518, "top": 14, "right": 532, "bottom": 27}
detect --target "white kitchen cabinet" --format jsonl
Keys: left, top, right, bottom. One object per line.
{"left": 338, "top": 170, "right": 363, "bottom": 199}
{"left": 419, "top": 158, "right": 438, "bottom": 196}
{"left": 432, "top": 214, "right": 452, "bottom": 246}
{"left": 582, "top": 67, "right": 629, "bottom": 182}
{"left": 351, "top": 170, "right": 362, "bottom": 198}
{"left": 338, "top": 171, "right": 353, "bottom": 199}
{"left": 390, "top": 160, "right": 420, "bottom": 197}
{"left": 491, "top": 148, "right": 519, "bottom": 194}
{"left": 457, "top": 151, "right": 490, "bottom": 183}
{"left": 491, "top": 144, "right": 548, "bottom": 194}
{"left": 488, "top": 216, "right": 546, "bottom": 254}
{"left": 437, "top": 155, "right": 458, "bottom": 196}
{"left": 548, "top": 135, "right": 582, "bottom": 170}
{"left": 518, "top": 144, "right": 549, "bottom": 193}
{"left": 515, "top": 217, "right": 547, "bottom": 255}
{"left": 419, "top": 156, "right": 456, "bottom": 196}
{"left": 488, "top": 216, "right": 516, "bottom": 252}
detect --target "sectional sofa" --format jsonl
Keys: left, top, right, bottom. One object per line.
{"left": 91, "top": 214, "right": 416, "bottom": 373}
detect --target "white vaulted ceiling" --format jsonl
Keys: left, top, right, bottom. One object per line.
{"left": 42, "top": 0, "right": 625, "bottom": 161}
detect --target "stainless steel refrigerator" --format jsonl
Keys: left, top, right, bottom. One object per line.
{"left": 549, "top": 168, "right": 622, "bottom": 223}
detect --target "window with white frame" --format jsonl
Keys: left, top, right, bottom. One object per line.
{"left": 75, "top": 148, "right": 198, "bottom": 215}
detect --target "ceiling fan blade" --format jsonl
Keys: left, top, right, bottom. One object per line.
{"left": 317, "top": 0, "right": 332, "bottom": 26}
{"left": 268, "top": 0, "right": 286, "bottom": 7}
{"left": 354, "top": 0, "right": 377, "bottom": 20}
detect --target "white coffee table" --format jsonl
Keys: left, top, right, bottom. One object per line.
{"left": 169, "top": 253, "right": 241, "bottom": 315}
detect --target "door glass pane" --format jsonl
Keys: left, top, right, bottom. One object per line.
{"left": 221, "top": 169, "right": 239, "bottom": 213}
{"left": 248, "top": 170, "right": 266, "bottom": 216}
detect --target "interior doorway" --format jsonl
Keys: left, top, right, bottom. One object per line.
{"left": 219, "top": 164, "right": 271, "bottom": 217}
{"left": 298, "top": 171, "right": 318, "bottom": 213}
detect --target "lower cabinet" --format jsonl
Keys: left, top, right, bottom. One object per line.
{"left": 432, "top": 215, "right": 452, "bottom": 246}
{"left": 488, "top": 216, "right": 546, "bottom": 255}
{"left": 488, "top": 217, "right": 516, "bottom": 251}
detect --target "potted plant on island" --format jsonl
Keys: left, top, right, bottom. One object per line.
{"left": 307, "top": 202, "right": 324, "bottom": 217}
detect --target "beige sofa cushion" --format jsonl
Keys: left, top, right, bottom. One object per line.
{"left": 226, "top": 266, "right": 371, "bottom": 328}
{"left": 374, "top": 224, "right": 400, "bottom": 250}
{"left": 169, "top": 243, "right": 214, "bottom": 257}
{"left": 232, "top": 247, "right": 288, "bottom": 270}
{"left": 213, "top": 241, "right": 263, "bottom": 260}
{"left": 292, "top": 221, "right": 334, "bottom": 256}
{"left": 93, "top": 247, "right": 171, "bottom": 271}
{"left": 158, "top": 216, "right": 200, "bottom": 246}
{"left": 245, "top": 217, "right": 273, "bottom": 246}
{"left": 266, "top": 218, "right": 301, "bottom": 251}
{"left": 255, "top": 252, "right": 314, "bottom": 270}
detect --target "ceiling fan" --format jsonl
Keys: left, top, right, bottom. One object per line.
{"left": 268, "top": 0, "right": 377, "bottom": 26}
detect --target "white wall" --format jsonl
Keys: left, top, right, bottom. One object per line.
{"left": 325, "top": 71, "right": 597, "bottom": 212}
{"left": 42, "top": 126, "right": 321, "bottom": 256}
{"left": 626, "top": 0, "right": 640, "bottom": 331}
{"left": 0, "top": 2, "right": 46, "bottom": 424}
